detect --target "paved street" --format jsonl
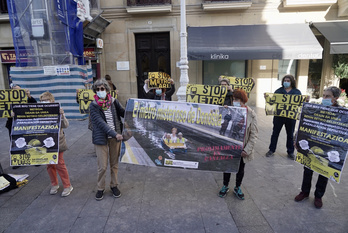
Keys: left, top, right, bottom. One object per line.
{"left": 0, "top": 107, "right": 347, "bottom": 233}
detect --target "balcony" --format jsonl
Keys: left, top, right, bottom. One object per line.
{"left": 126, "top": 0, "right": 172, "bottom": 14}
{"left": 202, "top": 0, "right": 252, "bottom": 11}
{"left": 282, "top": 0, "right": 337, "bottom": 8}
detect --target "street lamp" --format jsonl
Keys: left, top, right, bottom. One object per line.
{"left": 176, "top": 0, "right": 189, "bottom": 102}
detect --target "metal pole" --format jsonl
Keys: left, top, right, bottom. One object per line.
{"left": 176, "top": 0, "right": 189, "bottom": 102}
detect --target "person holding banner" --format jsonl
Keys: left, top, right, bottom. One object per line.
{"left": 5, "top": 85, "right": 37, "bottom": 170}
{"left": 265, "top": 75, "right": 301, "bottom": 159}
{"left": 294, "top": 86, "right": 340, "bottom": 209}
{"left": 89, "top": 79, "right": 125, "bottom": 201}
{"left": 39, "top": 92, "right": 74, "bottom": 197}
{"left": 219, "top": 89, "right": 258, "bottom": 200}
{"left": 144, "top": 78, "right": 175, "bottom": 101}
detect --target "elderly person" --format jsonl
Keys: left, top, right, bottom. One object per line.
{"left": 294, "top": 86, "right": 340, "bottom": 209}
{"left": 265, "top": 74, "right": 301, "bottom": 159}
{"left": 218, "top": 89, "right": 258, "bottom": 200}
{"left": 89, "top": 78, "right": 125, "bottom": 201}
{"left": 40, "top": 92, "right": 73, "bottom": 197}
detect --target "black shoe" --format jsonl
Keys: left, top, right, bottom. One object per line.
{"left": 265, "top": 151, "right": 274, "bottom": 157}
{"left": 95, "top": 190, "right": 104, "bottom": 201}
{"left": 287, "top": 153, "right": 294, "bottom": 159}
{"left": 111, "top": 186, "right": 121, "bottom": 198}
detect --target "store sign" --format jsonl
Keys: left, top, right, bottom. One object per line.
{"left": 96, "top": 38, "right": 103, "bottom": 48}
{"left": 0, "top": 50, "right": 31, "bottom": 64}
{"left": 83, "top": 48, "right": 96, "bottom": 58}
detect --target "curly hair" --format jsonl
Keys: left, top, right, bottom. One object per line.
{"left": 233, "top": 89, "right": 248, "bottom": 104}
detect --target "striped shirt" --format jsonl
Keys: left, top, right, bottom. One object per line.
{"left": 104, "top": 108, "right": 115, "bottom": 138}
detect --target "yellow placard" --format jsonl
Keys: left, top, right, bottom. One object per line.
{"left": 219, "top": 76, "right": 255, "bottom": 93}
{"left": 186, "top": 84, "right": 227, "bottom": 105}
{"left": 0, "top": 89, "right": 27, "bottom": 118}
{"left": 77, "top": 89, "right": 118, "bottom": 114}
{"left": 148, "top": 72, "right": 171, "bottom": 89}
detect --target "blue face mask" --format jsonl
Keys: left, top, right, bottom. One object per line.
{"left": 283, "top": 82, "right": 290, "bottom": 88}
{"left": 97, "top": 91, "right": 107, "bottom": 99}
{"left": 233, "top": 102, "right": 241, "bottom": 107}
{"left": 322, "top": 98, "right": 332, "bottom": 106}
{"left": 156, "top": 89, "right": 162, "bottom": 95}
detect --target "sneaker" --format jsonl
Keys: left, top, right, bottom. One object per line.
{"left": 50, "top": 185, "right": 59, "bottom": 195}
{"left": 294, "top": 192, "right": 309, "bottom": 202}
{"left": 218, "top": 185, "right": 229, "bottom": 198}
{"left": 96, "top": 190, "right": 104, "bottom": 201}
{"left": 265, "top": 151, "right": 274, "bottom": 157}
{"left": 61, "top": 186, "right": 73, "bottom": 197}
{"left": 233, "top": 186, "right": 245, "bottom": 200}
{"left": 288, "top": 153, "right": 294, "bottom": 159}
{"left": 111, "top": 186, "right": 121, "bottom": 198}
{"left": 314, "top": 197, "right": 323, "bottom": 209}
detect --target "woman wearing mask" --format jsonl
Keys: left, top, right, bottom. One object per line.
{"left": 294, "top": 86, "right": 340, "bottom": 209}
{"left": 265, "top": 74, "right": 301, "bottom": 159}
{"left": 218, "top": 89, "right": 258, "bottom": 200}
{"left": 89, "top": 79, "right": 125, "bottom": 201}
{"left": 143, "top": 78, "right": 175, "bottom": 101}
{"left": 40, "top": 92, "right": 73, "bottom": 197}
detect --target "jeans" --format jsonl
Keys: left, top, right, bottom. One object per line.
{"left": 223, "top": 158, "right": 245, "bottom": 187}
{"left": 269, "top": 116, "right": 296, "bottom": 154}
{"left": 301, "top": 167, "right": 328, "bottom": 198}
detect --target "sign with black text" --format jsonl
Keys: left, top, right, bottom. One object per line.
{"left": 77, "top": 89, "right": 118, "bottom": 114}
{"left": 295, "top": 103, "right": 348, "bottom": 183}
{"left": 186, "top": 84, "right": 227, "bottom": 105}
{"left": 148, "top": 72, "right": 171, "bottom": 89}
{"left": 0, "top": 89, "right": 27, "bottom": 118}
{"left": 10, "top": 103, "right": 61, "bottom": 166}
{"left": 219, "top": 76, "right": 255, "bottom": 93}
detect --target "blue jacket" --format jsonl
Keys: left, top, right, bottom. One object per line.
{"left": 89, "top": 98, "right": 125, "bottom": 145}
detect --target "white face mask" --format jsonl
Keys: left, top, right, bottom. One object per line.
{"left": 41, "top": 101, "right": 50, "bottom": 103}
{"left": 97, "top": 91, "right": 107, "bottom": 99}
{"left": 233, "top": 102, "right": 241, "bottom": 107}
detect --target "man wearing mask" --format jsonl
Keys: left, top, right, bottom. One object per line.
{"left": 265, "top": 74, "right": 301, "bottom": 159}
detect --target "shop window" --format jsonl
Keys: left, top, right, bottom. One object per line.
{"left": 278, "top": 59, "right": 297, "bottom": 80}
{"left": 0, "top": 0, "right": 8, "bottom": 13}
{"left": 203, "top": 60, "right": 246, "bottom": 85}
{"left": 308, "top": 59, "right": 323, "bottom": 99}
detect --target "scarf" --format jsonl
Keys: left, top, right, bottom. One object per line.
{"left": 94, "top": 93, "right": 112, "bottom": 110}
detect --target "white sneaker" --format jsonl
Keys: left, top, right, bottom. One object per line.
{"left": 61, "top": 186, "right": 73, "bottom": 197}
{"left": 50, "top": 185, "right": 59, "bottom": 195}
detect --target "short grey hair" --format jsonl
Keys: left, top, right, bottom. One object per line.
{"left": 324, "top": 86, "right": 340, "bottom": 98}
{"left": 93, "top": 78, "right": 111, "bottom": 93}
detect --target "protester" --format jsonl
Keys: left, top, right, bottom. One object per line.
{"left": 143, "top": 78, "right": 175, "bottom": 100}
{"left": 294, "top": 86, "right": 340, "bottom": 209}
{"left": 265, "top": 74, "right": 301, "bottom": 159}
{"left": 40, "top": 92, "right": 73, "bottom": 197}
{"left": 218, "top": 89, "right": 258, "bottom": 200}
{"left": 219, "top": 78, "right": 234, "bottom": 135}
{"left": 6, "top": 85, "right": 37, "bottom": 169}
{"left": 89, "top": 78, "right": 125, "bottom": 201}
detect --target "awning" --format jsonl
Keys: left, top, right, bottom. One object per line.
{"left": 187, "top": 24, "right": 323, "bottom": 60}
{"left": 313, "top": 21, "right": 348, "bottom": 54}
{"left": 83, "top": 14, "right": 111, "bottom": 40}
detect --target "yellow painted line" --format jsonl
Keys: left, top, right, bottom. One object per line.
{"left": 124, "top": 141, "right": 139, "bottom": 164}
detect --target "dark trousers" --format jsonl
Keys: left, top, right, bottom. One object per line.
{"left": 269, "top": 116, "right": 296, "bottom": 154}
{"left": 301, "top": 167, "right": 328, "bottom": 198}
{"left": 223, "top": 158, "right": 245, "bottom": 187}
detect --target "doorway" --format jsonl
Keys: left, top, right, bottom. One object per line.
{"left": 135, "top": 32, "right": 171, "bottom": 99}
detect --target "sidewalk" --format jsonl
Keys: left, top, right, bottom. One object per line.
{"left": 0, "top": 107, "right": 347, "bottom": 233}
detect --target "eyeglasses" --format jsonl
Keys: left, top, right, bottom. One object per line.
{"left": 96, "top": 87, "right": 105, "bottom": 91}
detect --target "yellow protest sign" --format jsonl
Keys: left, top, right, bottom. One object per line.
{"left": 148, "top": 72, "right": 171, "bottom": 89}
{"left": 0, "top": 89, "right": 27, "bottom": 118}
{"left": 186, "top": 84, "right": 227, "bottom": 105}
{"left": 219, "top": 76, "right": 255, "bottom": 93}
{"left": 264, "top": 93, "right": 308, "bottom": 120}
{"left": 77, "top": 89, "right": 118, "bottom": 114}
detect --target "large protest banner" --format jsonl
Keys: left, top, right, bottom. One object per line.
{"left": 10, "top": 103, "right": 61, "bottom": 166}
{"left": 121, "top": 99, "right": 247, "bottom": 172}
{"left": 219, "top": 76, "right": 255, "bottom": 93}
{"left": 0, "top": 89, "right": 27, "bottom": 118}
{"left": 148, "top": 72, "right": 171, "bottom": 89}
{"left": 77, "top": 89, "right": 118, "bottom": 114}
{"left": 264, "top": 93, "right": 307, "bottom": 120}
{"left": 295, "top": 102, "right": 348, "bottom": 183}
{"left": 186, "top": 84, "right": 227, "bottom": 105}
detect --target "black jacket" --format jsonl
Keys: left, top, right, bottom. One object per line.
{"left": 89, "top": 98, "right": 125, "bottom": 145}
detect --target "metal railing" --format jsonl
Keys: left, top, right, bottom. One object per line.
{"left": 127, "top": 0, "right": 171, "bottom": 7}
